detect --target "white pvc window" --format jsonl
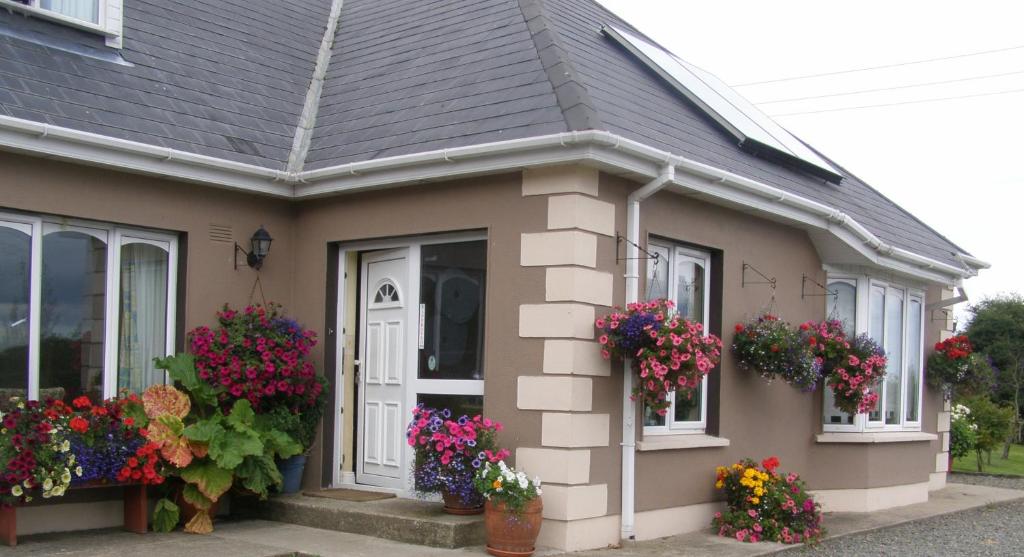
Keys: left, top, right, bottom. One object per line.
{"left": 0, "top": 211, "right": 176, "bottom": 401}
{"left": 643, "top": 241, "right": 711, "bottom": 435}
{"left": 823, "top": 274, "right": 924, "bottom": 432}
{"left": 1, "top": 0, "right": 124, "bottom": 47}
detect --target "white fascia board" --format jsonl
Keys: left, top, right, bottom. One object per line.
{"left": 0, "top": 115, "right": 292, "bottom": 197}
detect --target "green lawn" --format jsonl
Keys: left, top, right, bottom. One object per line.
{"left": 953, "top": 443, "right": 1024, "bottom": 476}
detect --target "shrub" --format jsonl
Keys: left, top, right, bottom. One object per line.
{"left": 473, "top": 459, "right": 541, "bottom": 515}
{"left": 712, "top": 457, "right": 824, "bottom": 545}
{"left": 733, "top": 314, "right": 822, "bottom": 391}
{"left": 949, "top": 403, "right": 977, "bottom": 460}
{"left": 961, "top": 395, "right": 1015, "bottom": 472}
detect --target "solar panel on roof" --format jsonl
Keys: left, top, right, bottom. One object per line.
{"left": 603, "top": 25, "right": 842, "bottom": 183}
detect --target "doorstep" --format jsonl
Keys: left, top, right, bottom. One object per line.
{"left": 240, "top": 493, "right": 487, "bottom": 548}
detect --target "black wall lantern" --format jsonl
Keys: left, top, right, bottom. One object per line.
{"left": 235, "top": 226, "right": 273, "bottom": 270}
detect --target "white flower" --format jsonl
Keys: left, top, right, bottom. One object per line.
{"left": 51, "top": 486, "right": 65, "bottom": 497}
{"left": 11, "top": 485, "right": 22, "bottom": 497}
{"left": 22, "top": 480, "right": 31, "bottom": 489}
{"left": 43, "top": 478, "right": 53, "bottom": 491}
{"left": 533, "top": 476, "right": 542, "bottom": 488}
{"left": 61, "top": 440, "right": 71, "bottom": 452}
{"left": 536, "top": 488, "right": 542, "bottom": 495}
{"left": 61, "top": 470, "right": 71, "bottom": 484}
{"left": 75, "top": 466, "right": 83, "bottom": 477}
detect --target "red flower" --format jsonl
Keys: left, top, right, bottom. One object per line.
{"left": 72, "top": 395, "right": 92, "bottom": 409}
{"left": 69, "top": 416, "right": 89, "bottom": 434}
{"left": 761, "top": 456, "right": 780, "bottom": 474}
{"left": 734, "top": 323, "right": 744, "bottom": 333}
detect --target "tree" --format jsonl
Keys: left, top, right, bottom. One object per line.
{"left": 962, "top": 395, "right": 1014, "bottom": 472}
{"left": 964, "top": 294, "right": 1024, "bottom": 458}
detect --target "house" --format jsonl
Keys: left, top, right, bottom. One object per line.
{"left": 0, "top": 0, "right": 988, "bottom": 551}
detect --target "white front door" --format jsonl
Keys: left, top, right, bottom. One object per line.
{"left": 356, "top": 249, "right": 408, "bottom": 488}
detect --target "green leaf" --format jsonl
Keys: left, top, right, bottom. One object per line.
{"left": 209, "top": 428, "right": 263, "bottom": 469}
{"left": 262, "top": 429, "right": 302, "bottom": 460}
{"left": 152, "top": 497, "right": 180, "bottom": 533}
{"left": 181, "top": 483, "right": 212, "bottom": 511}
{"left": 235, "top": 454, "right": 282, "bottom": 498}
{"left": 120, "top": 398, "right": 149, "bottom": 429}
{"left": 155, "top": 353, "right": 222, "bottom": 407}
{"left": 181, "top": 460, "right": 233, "bottom": 502}
{"left": 227, "top": 399, "right": 256, "bottom": 430}
{"left": 183, "top": 415, "right": 225, "bottom": 443}
{"left": 157, "top": 415, "right": 185, "bottom": 436}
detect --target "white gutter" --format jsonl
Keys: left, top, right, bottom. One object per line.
{"left": 620, "top": 164, "right": 675, "bottom": 540}
{"left": 0, "top": 116, "right": 986, "bottom": 281}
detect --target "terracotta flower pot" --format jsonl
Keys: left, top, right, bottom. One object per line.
{"left": 484, "top": 497, "right": 543, "bottom": 557}
{"left": 441, "top": 488, "right": 484, "bottom": 515}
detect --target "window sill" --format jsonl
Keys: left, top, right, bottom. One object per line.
{"left": 815, "top": 431, "right": 938, "bottom": 444}
{"left": 637, "top": 434, "right": 730, "bottom": 451}
{"left": 0, "top": 0, "right": 116, "bottom": 37}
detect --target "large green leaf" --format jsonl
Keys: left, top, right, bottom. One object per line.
{"left": 183, "top": 415, "right": 225, "bottom": 443}
{"left": 235, "top": 454, "right": 282, "bottom": 498}
{"left": 227, "top": 399, "right": 256, "bottom": 430}
{"left": 155, "top": 353, "right": 221, "bottom": 407}
{"left": 180, "top": 460, "right": 233, "bottom": 502}
{"left": 181, "top": 483, "right": 212, "bottom": 511}
{"left": 208, "top": 428, "right": 263, "bottom": 469}
{"left": 156, "top": 414, "right": 185, "bottom": 436}
{"left": 261, "top": 429, "right": 302, "bottom": 460}
{"left": 152, "top": 497, "right": 180, "bottom": 533}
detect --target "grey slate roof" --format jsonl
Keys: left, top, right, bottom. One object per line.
{"left": 0, "top": 0, "right": 970, "bottom": 267}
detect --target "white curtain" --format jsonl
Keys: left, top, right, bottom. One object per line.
{"left": 117, "top": 243, "right": 168, "bottom": 393}
{"left": 40, "top": 0, "right": 99, "bottom": 24}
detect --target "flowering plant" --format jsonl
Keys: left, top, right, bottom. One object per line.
{"left": 949, "top": 403, "right": 978, "bottom": 459}
{"left": 190, "top": 304, "right": 325, "bottom": 431}
{"left": 597, "top": 299, "right": 723, "bottom": 414}
{"left": 64, "top": 394, "right": 163, "bottom": 486}
{"left": 733, "top": 315, "right": 822, "bottom": 391}
{"left": 927, "top": 335, "right": 991, "bottom": 398}
{"left": 801, "top": 321, "right": 886, "bottom": 414}
{"left": 406, "top": 406, "right": 508, "bottom": 507}
{"left": 712, "top": 457, "right": 823, "bottom": 545}
{"left": 473, "top": 459, "right": 541, "bottom": 516}
{"left": 0, "top": 398, "right": 81, "bottom": 505}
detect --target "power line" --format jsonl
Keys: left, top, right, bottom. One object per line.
{"left": 769, "top": 87, "right": 1024, "bottom": 117}
{"left": 731, "top": 44, "right": 1024, "bottom": 87}
{"left": 755, "top": 69, "right": 1024, "bottom": 105}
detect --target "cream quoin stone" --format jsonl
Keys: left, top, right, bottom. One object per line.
{"left": 545, "top": 267, "right": 613, "bottom": 306}
{"left": 541, "top": 484, "right": 608, "bottom": 521}
{"left": 546, "top": 194, "right": 615, "bottom": 237}
{"left": 935, "top": 452, "right": 950, "bottom": 473}
{"left": 519, "top": 303, "right": 596, "bottom": 339}
{"left": 520, "top": 230, "right": 597, "bottom": 268}
{"left": 942, "top": 431, "right": 950, "bottom": 452}
{"left": 929, "top": 472, "right": 947, "bottom": 491}
{"left": 536, "top": 514, "right": 620, "bottom": 552}
{"left": 542, "top": 339, "right": 610, "bottom": 376}
{"left": 516, "top": 376, "right": 593, "bottom": 412}
{"left": 633, "top": 502, "right": 724, "bottom": 541}
{"left": 514, "top": 448, "right": 591, "bottom": 485}
{"left": 522, "top": 165, "right": 599, "bottom": 197}
{"left": 937, "top": 411, "right": 951, "bottom": 433}
{"left": 811, "top": 482, "right": 930, "bottom": 512}
{"left": 541, "top": 412, "right": 610, "bottom": 447}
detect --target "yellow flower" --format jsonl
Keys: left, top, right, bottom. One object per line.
{"left": 754, "top": 487, "right": 764, "bottom": 497}
{"left": 492, "top": 478, "right": 502, "bottom": 489}
{"left": 744, "top": 468, "right": 756, "bottom": 478}
{"left": 714, "top": 480, "right": 723, "bottom": 489}
{"left": 750, "top": 497, "right": 760, "bottom": 505}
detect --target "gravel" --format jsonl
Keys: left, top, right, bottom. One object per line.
{"left": 784, "top": 475, "right": 1024, "bottom": 557}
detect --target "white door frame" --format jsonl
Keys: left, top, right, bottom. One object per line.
{"left": 332, "top": 232, "right": 486, "bottom": 493}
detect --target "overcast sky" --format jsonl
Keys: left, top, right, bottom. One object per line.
{"left": 597, "top": 0, "right": 1023, "bottom": 322}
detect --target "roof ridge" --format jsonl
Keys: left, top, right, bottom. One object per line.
{"left": 286, "top": 0, "right": 345, "bottom": 173}
{"left": 516, "top": 0, "right": 601, "bottom": 131}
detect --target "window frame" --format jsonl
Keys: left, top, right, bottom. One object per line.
{"left": 643, "top": 241, "right": 711, "bottom": 436}
{"left": 0, "top": 0, "right": 123, "bottom": 46}
{"left": 822, "top": 272, "right": 925, "bottom": 433}
{"left": 0, "top": 210, "right": 177, "bottom": 400}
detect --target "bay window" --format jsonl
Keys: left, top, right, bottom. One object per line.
{"left": 643, "top": 241, "right": 710, "bottom": 434}
{"left": 0, "top": 211, "right": 177, "bottom": 402}
{"left": 823, "top": 274, "right": 924, "bottom": 432}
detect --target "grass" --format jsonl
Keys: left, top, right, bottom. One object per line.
{"left": 953, "top": 443, "right": 1024, "bottom": 476}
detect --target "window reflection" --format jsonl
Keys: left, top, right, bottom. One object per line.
{"left": 0, "top": 226, "right": 31, "bottom": 397}
{"left": 418, "top": 241, "right": 486, "bottom": 380}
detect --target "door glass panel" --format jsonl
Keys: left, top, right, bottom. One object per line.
{"left": 40, "top": 230, "right": 106, "bottom": 401}
{"left": 117, "top": 242, "right": 169, "bottom": 393}
{"left": 906, "top": 298, "right": 922, "bottom": 423}
{"left": 417, "top": 394, "right": 483, "bottom": 420}
{"left": 884, "top": 290, "right": 904, "bottom": 425}
{"left": 645, "top": 245, "right": 671, "bottom": 301}
{"left": 0, "top": 225, "right": 31, "bottom": 399}
{"left": 418, "top": 241, "right": 486, "bottom": 380}
{"left": 868, "top": 286, "right": 885, "bottom": 422}
{"left": 824, "top": 281, "right": 856, "bottom": 425}
{"left": 675, "top": 256, "right": 704, "bottom": 323}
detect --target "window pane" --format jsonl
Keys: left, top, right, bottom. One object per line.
{"left": 0, "top": 225, "right": 31, "bottom": 398}
{"left": 416, "top": 394, "right": 483, "bottom": 420}
{"left": 643, "top": 405, "right": 666, "bottom": 427}
{"left": 40, "top": 230, "right": 106, "bottom": 401}
{"left": 884, "top": 290, "right": 904, "bottom": 425}
{"left": 645, "top": 245, "right": 671, "bottom": 301}
{"left": 418, "top": 241, "right": 486, "bottom": 380}
{"left": 117, "top": 243, "right": 169, "bottom": 393}
{"left": 39, "top": 0, "right": 99, "bottom": 23}
{"left": 868, "top": 286, "right": 885, "bottom": 422}
{"left": 905, "top": 299, "right": 922, "bottom": 423}
{"left": 674, "top": 388, "right": 701, "bottom": 422}
{"left": 824, "top": 281, "right": 856, "bottom": 425}
{"left": 675, "top": 257, "right": 704, "bottom": 322}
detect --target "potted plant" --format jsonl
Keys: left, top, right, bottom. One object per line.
{"left": 406, "top": 406, "right": 508, "bottom": 514}
{"left": 0, "top": 398, "right": 81, "bottom": 506}
{"left": 474, "top": 459, "right": 543, "bottom": 557}
{"left": 596, "top": 299, "right": 723, "bottom": 416}
{"left": 143, "top": 354, "right": 303, "bottom": 534}
{"left": 189, "top": 304, "right": 326, "bottom": 493}
{"left": 927, "top": 335, "right": 993, "bottom": 399}
{"left": 800, "top": 320, "right": 887, "bottom": 415}
{"left": 732, "top": 314, "right": 822, "bottom": 391}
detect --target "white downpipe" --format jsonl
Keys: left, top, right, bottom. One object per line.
{"left": 621, "top": 164, "right": 675, "bottom": 541}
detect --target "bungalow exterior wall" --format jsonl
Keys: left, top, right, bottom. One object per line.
{"left": 0, "top": 154, "right": 950, "bottom": 547}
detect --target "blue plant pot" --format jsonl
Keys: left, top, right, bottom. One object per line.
{"left": 278, "top": 454, "right": 307, "bottom": 494}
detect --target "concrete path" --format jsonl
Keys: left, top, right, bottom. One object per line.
{"left": 1, "top": 482, "right": 1020, "bottom": 557}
